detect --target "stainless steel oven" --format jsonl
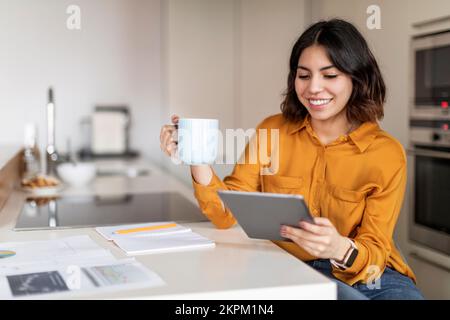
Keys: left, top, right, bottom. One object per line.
{"left": 409, "top": 29, "right": 450, "bottom": 255}
{"left": 411, "top": 30, "right": 450, "bottom": 119}
{"left": 409, "top": 121, "right": 450, "bottom": 255}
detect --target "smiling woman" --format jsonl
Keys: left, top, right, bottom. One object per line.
{"left": 159, "top": 19, "right": 424, "bottom": 300}
{"left": 281, "top": 20, "right": 386, "bottom": 146}
{"left": 294, "top": 46, "right": 355, "bottom": 144}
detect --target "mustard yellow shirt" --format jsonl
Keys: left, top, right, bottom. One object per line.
{"left": 192, "top": 113, "right": 416, "bottom": 286}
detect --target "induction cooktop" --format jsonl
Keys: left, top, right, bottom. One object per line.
{"left": 14, "top": 192, "right": 208, "bottom": 231}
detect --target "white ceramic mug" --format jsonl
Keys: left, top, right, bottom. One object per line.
{"left": 177, "top": 118, "right": 219, "bottom": 165}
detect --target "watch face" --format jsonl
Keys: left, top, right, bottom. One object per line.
{"left": 346, "top": 249, "right": 359, "bottom": 267}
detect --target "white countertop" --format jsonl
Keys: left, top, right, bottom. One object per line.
{"left": 0, "top": 158, "right": 336, "bottom": 300}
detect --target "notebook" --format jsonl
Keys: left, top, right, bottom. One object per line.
{"left": 95, "top": 221, "right": 191, "bottom": 241}
{"left": 95, "top": 222, "right": 215, "bottom": 255}
{"left": 111, "top": 232, "right": 215, "bottom": 255}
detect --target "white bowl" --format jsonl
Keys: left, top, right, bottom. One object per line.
{"left": 57, "top": 162, "right": 97, "bottom": 187}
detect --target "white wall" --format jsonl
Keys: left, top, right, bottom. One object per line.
{"left": 0, "top": 0, "right": 162, "bottom": 163}
{"left": 238, "top": 0, "right": 310, "bottom": 129}
{"left": 161, "top": 0, "right": 309, "bottom": 185}
{"left": 312, "top": 0, "right": 450, "bottom": 299}
{"left": 161, "top": 0, "right": 236, "bottom": 183}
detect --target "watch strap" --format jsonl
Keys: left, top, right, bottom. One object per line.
{"left": 330, "top": 239, "right": 358, "bottom": 270}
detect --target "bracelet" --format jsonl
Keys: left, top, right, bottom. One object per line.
{"left": 330, "top": 239, "right": 356, "bottom": 270}
{"left": 337, "top": 238, "right": 353, "bottom": 264}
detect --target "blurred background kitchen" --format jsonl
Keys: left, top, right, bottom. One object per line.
{"left": 1, "top": 0, "right": 449, "bottom": 299}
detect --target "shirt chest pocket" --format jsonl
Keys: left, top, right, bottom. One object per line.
{"left": 329, "top": 186, "right": 366, "bottom": 203}
{"left": 262, "top": 175, "right": 304, "bottom": 195}
{"left": 321, "top": 185, "right": 366, "bottom": 234}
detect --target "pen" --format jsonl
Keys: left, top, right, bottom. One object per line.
{"left": 114, "top": 223, "right": 177, "bottom": 235}
{"left": 0, "top": 250, "right": 16, "bottom": 259}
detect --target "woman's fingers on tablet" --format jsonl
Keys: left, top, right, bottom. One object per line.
{"left": 299, "top": 220, "right": 331, "bottom": 235}
{"left": 280, "top": 230, "right": 320, "bottom": 257}
{"left": 282, "top": 225, "right": 328, "bottom": 244}
{"left": 312, "top": 217, "right": 333, "bottom": 226}
{"left": 281, "top": 224, "right": 342, "bottom": 258}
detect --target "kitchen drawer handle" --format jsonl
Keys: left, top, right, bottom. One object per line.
{"left": 407, "top": 148, "right": 450, "bottom": 160}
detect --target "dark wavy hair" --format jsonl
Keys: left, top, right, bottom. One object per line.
{"left": 280, "top": 19, "right": 385, "bottom": 123}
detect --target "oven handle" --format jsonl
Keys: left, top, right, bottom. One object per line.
{"left": 407, "top": 148, "right": 450, "bottom": 159}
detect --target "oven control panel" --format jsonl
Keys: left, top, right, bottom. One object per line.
{"left": 410, "top": 119, "right": 450, "bottom": 147}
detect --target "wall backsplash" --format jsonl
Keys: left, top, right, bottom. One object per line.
{"left": 0, "top": 0, "right": 162, "bottom": 163}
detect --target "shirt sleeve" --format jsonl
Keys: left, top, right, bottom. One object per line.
{"left": 192, "top": 130, "right": 263, "bottom": 229}
{"left": 331, "top": 160, "right": 407, "bottom": 286}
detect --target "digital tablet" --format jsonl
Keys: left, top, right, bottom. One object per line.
{"left": 217, "top": 190, "right": 314, "bottom": 241}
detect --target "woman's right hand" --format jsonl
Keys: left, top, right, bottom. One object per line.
{"left": 160, "top": 114, "right": 179, "bottom": 157}
{"left": 160, "top": 114, "right": 213, "bottom": 185}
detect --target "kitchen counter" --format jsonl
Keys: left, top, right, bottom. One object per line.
{"left": 0, "top": 157, "right": 336, "bottom": 299}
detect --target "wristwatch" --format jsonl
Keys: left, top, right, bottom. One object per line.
{"left": 330, "top": 239, "right": 359, "bottom": 270}
{"left": 344, "top": 242, "right": 359, "bottom": 268}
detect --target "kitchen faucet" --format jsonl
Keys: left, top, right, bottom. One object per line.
{"left": 46, "top": 87, "right": 59, "bottom": 176}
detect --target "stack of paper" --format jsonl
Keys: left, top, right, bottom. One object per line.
{"left": 0, "top": 235, "right": 165, "bottom": 299}
{"left": 95, "top": 221, "right": 215, "bottom": 255}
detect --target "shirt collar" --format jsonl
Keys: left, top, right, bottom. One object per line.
{"left": 287, "top": 116, "right": 309, "bottom": 135}
{"left": 288, "top": 115, "right": 380, "bottom": 153}
{"left": 348, "top": 121, "right": 380, "bottom": 153}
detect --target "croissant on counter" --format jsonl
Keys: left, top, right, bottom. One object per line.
{"left": 21, "top": 175, "right": 61, "bottom": 189}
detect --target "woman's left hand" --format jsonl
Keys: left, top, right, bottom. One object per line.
{"left": 281, "top": 217, "right": 350, "bottom": 261}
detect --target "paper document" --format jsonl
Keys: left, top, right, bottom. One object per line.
{"left": 0, "top": 235, "right": 114, "bottom": 269}
{"left": 96, "top": 222, "right": 215, "bottom": 255}
{"left": 0, "top": 235, "right": 165, "bottom": 299}
{"left": 0, "top": 259, "right": 165, "bottom": 299}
